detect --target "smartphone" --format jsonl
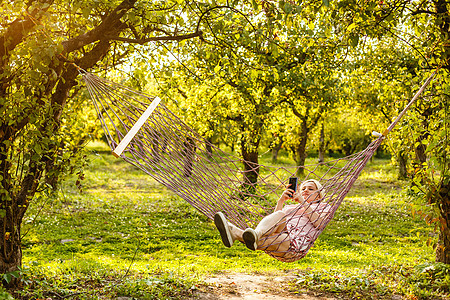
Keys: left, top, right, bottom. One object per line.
{"left": 288, "top": 177, "right": 298, "bottom": 197}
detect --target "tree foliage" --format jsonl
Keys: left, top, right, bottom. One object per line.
{"left": 0, "top": 0, "right": 253, "bottom": 285}
{"left": 324, "top": 0, "right": 450, "bottom": 263}
{"left": 0, "top": 0, "right": 450, "bottom": 289}
{"left": 164, "top": 1, "right": 345, "bottom": 179}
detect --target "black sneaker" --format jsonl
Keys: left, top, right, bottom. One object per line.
{"left": 214, "top": 212, "right": 233, "bottom": 248}
{"left": 243, "top": 228, "right": 258, "bottom": 251}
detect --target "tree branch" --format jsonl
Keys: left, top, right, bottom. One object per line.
{"left": 410, "top": 9, "right": 437, "bottom": 16}
{"left": 291, "top": 104, "right": 306, "bottom": 121}
{"left": 0, "top": 0, "right": 54, "bottom": 65}
{"left": 61, "top": 0, "right": 136, "bottom": 53}
{"left": 196, "top": 5, "right": 256, "bottom": 34}
{"left": 105, "top": 31, "right": 203, "bottom": 44}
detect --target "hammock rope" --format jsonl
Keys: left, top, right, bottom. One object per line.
{"left": 82, "top": 71, "right": 434, "bottom": 262}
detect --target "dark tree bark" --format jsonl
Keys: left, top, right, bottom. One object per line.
{"left": 241, "top": 137, "right": 260, "bottom": 185}
{"left": 318, "top": 122, "right": 325, "bottom": 163}
{"left": 183, "top": 137, "right": 197, "bottom": 177}
{"left": 289, "top": 102, "right": 322, "bottom": 177}
{"left": 271, "top": 138, "right": 283, "bottom": 164}
{"left": 433, "top": 0, "right": 450, "bottom": 265}
{"left": 436, "top": 183, "right": 450, "bottom": 264}
{"left": 415, "top": 135, "right": 427, "bottom": 164}
{"left": 397, "top": 150, "right": 408, "bottom": 180}
{"left": 294, "top": 117, "right": 309, "bottom": 177}
{"left": 205, "top": 137, "right": 213, "bottom": 159}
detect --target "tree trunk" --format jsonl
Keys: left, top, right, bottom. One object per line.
{"left": 241, "top": 142, "right": 260, "bottom": 185}
{"left": 397, "top": 150, "right": 408, "bottom": 180}
{"left": 436, "top": 183, "right": 450, "bottom": 264}
{"left": 0, "top": 0, "right": 203, "bottom": 289}
{"left": 436, "top": 229, "right": 450, "bottom": 264}
{"left": 294, "top": 118, "right": 309, "bottom": 177}
{"left": 318, "top": 122, "right": 325, "bottom": 163}
{"left": 415, "top": 140, "right": 427, "bottom": 164}
{"left": 205, "top": 138, "right": 213, "bottom": 159}
{"left": 432, "top": 0, "right": 450, "bottom": 265}
{"left": 182, "top": 137, "right": 197, "bottom": 177}
{"left": 271, "top": 137, "right": 283, "bottom": 164}
{"left": 0, "top": 14, "right": 115, "bottom": 290}
{"left": 0, "top": 214, "right": 22, "bottom": 287}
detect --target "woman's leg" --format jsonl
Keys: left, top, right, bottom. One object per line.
{"left": 255, "top": 210, "right": 286, "bottom": 237}
{"left": 243, "top": 210, "right": 286, "bottom": 250}
{"left": 214, "top": 212, "right": 244, "bottom": 247}
{"left": 257, "top": 232, "right": 291, "bottom": 256}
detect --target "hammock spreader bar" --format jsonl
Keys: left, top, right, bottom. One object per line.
{"left": 113, "top": 97, "right": 162, "bottom": 157}
{"left": 81, "top": 71, "right": 435, "bottom": 262}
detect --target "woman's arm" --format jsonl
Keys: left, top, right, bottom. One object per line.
{"left": 274, "top": 187, "right": 294, "bottom": 212}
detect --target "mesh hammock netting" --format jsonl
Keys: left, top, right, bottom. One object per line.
{"left": 82, "top": 71, "right": 434, "bottom": 262}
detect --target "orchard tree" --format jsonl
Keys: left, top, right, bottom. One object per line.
{"left": 0, "top": 0, "right": 253, "bottom": 286}
{"left": 280, "top": 60, "right": 339, "bottom": 175}
{"left": 319, "top": 0, "right": 450, "bottom": 263}
{"left": 308, "top": 109, "right": 372, "bottom": 157}
{"left": 343, "top": 38, "right": 422, "bottom": 178}
{"left": 167, "top": 1, "right": 343, "bottom": 181}
{"left": 404, "top": 74, "right": 450, "bottom": 264}
{"left": 165, "top": 3, "right": 299, "bottom": 184}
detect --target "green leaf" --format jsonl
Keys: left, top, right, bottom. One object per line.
{"left": 82, "top": 6, "right": 91, "bottom": 18}
{"left": 251, "top": 0, "right": 258, "bottom": 10}
{"left": 3, "top": 274, "right": 11, "bottom": 284}
{"left": 283, "top": 2, "right": 293, "bottom": 13}
{"left": 349, "top": 34, "right": 359, "bottom": 48}
{"left": 347, "top": 23, "right": 358, "bottom": 32}
{"left": 250, "top": 69, "right": 258, "bottom": 80}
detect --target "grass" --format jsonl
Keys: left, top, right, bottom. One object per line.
{"left": 13, "top": 141, "right": 449, "bottom": 299}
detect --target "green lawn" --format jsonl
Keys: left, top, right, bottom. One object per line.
{"left": 16, "top": 142, "right": 449, "bottom": 299}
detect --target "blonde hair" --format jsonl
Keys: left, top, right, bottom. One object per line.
{"left": 300, "top": 179, "right": 325, "bottom": 199}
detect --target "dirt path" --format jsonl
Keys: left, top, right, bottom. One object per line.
{"left": 192, "top": 273, "right": 336, "bottom": 300}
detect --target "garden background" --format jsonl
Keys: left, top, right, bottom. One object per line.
{"left": 1, "top": 0, "right": 449, "bottom": 299}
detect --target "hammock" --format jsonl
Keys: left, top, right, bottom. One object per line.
{"left": 82, "top": 71, "right": 435, "bottom": 262}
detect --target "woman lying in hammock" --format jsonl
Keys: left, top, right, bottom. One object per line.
{"left": 214, "top": 179, "right": 331, "bottom": 258}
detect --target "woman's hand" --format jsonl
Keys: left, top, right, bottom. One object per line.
{"left": 280, "top": 187, "right": 295, "bottom": 202}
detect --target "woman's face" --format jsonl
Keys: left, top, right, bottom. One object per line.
{"left": 296, "top": 181, "right": 320, "bottom": 203}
